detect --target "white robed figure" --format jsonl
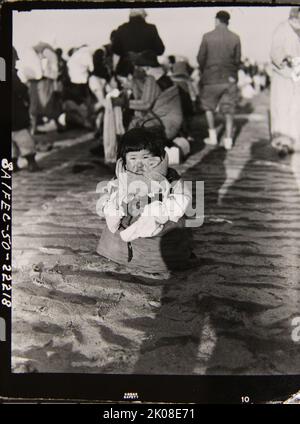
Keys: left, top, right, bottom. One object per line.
{"left": 270, "top": 7, "right": 300, "bottom": 156}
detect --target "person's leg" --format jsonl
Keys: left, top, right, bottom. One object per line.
{"left": 205, "top": 110, "right": 215, "bottom": 129}
{"left": 30, "top": 115, "right": 38, "bottom": 135}
{"left": 90, "top": 111, "right": 105, "bottom": 156}
{"left": 25, "top": 153, "right": 40, "bottom": 172}
{"left": 220, "top": 83, "right": 238, "bottom": 150}
{"left": 28, "top": 81, "right": 40, "bottom": 135}
{"left": 270, "top": 75, "right": 294, "bottom": 157}
{"left": 225, "top": 113, "right": 234, "bottom": 138}
{"left": 14, "top": 128, "right": 41, "bottom": 172}
{"left": 223, "top": 113, "right": 234, "bottom": 150}
{"left": 200, "top": 84, "right": 221, "bottom": 145}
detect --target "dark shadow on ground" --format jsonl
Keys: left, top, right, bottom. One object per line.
{"left": 131, "top": 138, "right": 300, "bottom": 379}
{"left": 201, "top": 139, "right": 300, "bottom": 376}
{"left": 131, "top": 140, "right": 228, "bottom": 374}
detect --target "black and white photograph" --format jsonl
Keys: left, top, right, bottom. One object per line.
{"left": 2, "top": 0, "right": 300, "bottom": 401}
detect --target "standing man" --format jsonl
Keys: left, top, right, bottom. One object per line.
{"left": 112, "top": 8, "right": 165, "bottom": 77}
{"left": 197, "top": 11, "right": 241, "bottom": 150}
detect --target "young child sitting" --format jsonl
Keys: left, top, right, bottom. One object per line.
{"left": 96, "top": 126, "right": 193, "bottom": 275}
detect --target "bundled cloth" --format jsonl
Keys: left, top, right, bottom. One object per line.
{"left": 97, "top": 156, "right": 193, "bottom": 273}
{"left": 103, "top": 89, "right": 125, "bottom": 163}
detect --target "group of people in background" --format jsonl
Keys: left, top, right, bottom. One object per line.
{"left": 238, "top": 58, "right": 271, "bottom": 100}
{"left": 12, "top": 7, "right": 300, "bottom": 172}
{"left": 11, "top": 6, "right": 300, "bottom": 275}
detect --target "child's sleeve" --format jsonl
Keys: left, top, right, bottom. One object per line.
{"left": 142, "top": 178, "right": 191, "bottom": 224}
{"left": 119, "top": 179, "right": 191, "bottom": 242}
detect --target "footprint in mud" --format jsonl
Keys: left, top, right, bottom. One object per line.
{"left": 31, "top": 262, "right": 77, "bottom": 289}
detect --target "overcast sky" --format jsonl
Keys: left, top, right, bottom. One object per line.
{"left": 13, "top": 6, "right": 291, "bottom": 65}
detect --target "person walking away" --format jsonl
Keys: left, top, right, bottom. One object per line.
{"left": 270, "top": 6, "right": 300, "bottom": 157}
{"left": 12, "top": 47, "right": 40, "bottom": 172}
{"left": 197, "top": 10, "right": 241, "bottom": 150}
{"left": 112, "top": 9, "right": 165, "bottom": 77}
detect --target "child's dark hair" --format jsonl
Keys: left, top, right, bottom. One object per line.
{"left": 117, "top": 127, "right": 166, "bottom": 164}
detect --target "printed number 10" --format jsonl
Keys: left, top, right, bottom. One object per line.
{"left": 241, "top": 396, "right": 250, "bottom": 403}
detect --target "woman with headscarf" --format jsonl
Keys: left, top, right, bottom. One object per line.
{"left": 270, "top": 7, "right": 300, "bottom": 157}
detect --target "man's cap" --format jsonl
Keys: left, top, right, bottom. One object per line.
{"left": 216, "top": 10, "right": 231, "bottom": 24}
{"left": 129, "top": 9, "right": 147, "bottom": 19}
{"left": 134, "top": 50, "right": 160, "bottom": 68}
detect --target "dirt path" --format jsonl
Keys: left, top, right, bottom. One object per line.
{"left": 12, "top": 92, "right": 300, "bottom": 375}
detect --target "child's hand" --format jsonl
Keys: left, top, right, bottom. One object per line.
{"left": 142, "top": 157, "right": 161, "bottom": 175}
{"left": 143, "top": 170, "right": 169, "bottom": 196}
{"left": 124, "top": 195, "right": 149, "bottom": 217}
{"left": 142, "top": 201, "right": 169, "bottom": 225}
{"left": 103, "top": 202, "right": 125, "bottom": 233}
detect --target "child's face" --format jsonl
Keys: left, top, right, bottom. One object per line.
{"left": 125, "top": 149, "right": 161, "bottom": 174}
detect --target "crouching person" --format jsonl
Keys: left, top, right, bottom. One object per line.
{"left": 129, "top": 50, "right": 183, "bottom": 142}
{"left": 12, "top": 47, "right": 39, "bottom": 172}
{"left": 96, "top": 127, "right": 193, "bottom": 276}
